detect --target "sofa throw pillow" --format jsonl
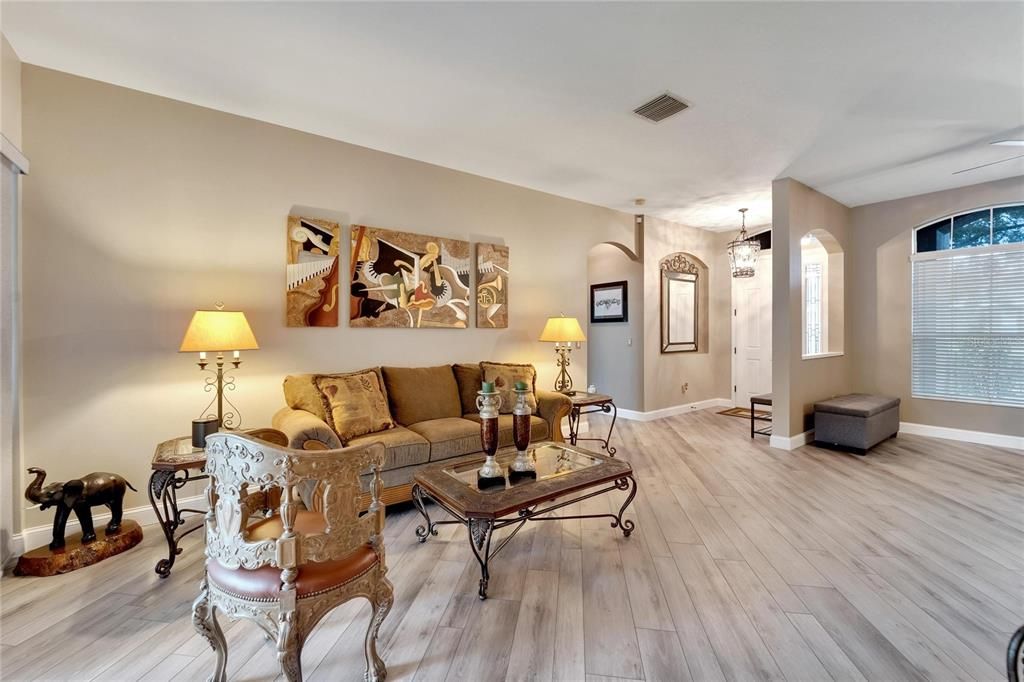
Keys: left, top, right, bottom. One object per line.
{"left": 283, "top": 374, "right": 331, "bottom": 423}
{"left": 480, "top": 362, "right": 538, "bottom": 415}
{"left": 314, "top": 371, "right": 395, "bottom": 444}
{"left": 284, "top": 368, "right": 389, "bottom": 424}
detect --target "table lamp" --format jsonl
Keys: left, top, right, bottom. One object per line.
{"left": 539, "top": 315, "right": 586, "bottom": 394}
{"left": 179, "top": 305, "right": 259, "bottom": 429}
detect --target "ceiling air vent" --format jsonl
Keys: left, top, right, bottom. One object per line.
{"left": 633, "top": 92, "right": 689, "bottom": 123}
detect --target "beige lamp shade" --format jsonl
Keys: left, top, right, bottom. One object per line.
{"left": 179, "top": 310, "right": 259, "bottom": 353}
{"left": 539, "top": 316, "right": 586, "bottom": 343}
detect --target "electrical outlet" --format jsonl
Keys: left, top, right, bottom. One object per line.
{"left": 681, "top": 382, "right": 689, "bottom": 394}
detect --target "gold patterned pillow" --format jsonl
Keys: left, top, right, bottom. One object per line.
{"left": 480, "top": 362, "right": 538, "bottom": 415}
{"left": 314, "top": 371, "right": 395, "bottom": 444}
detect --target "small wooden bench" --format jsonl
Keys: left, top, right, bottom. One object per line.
{"left": 750, "top": 394, "right": 773, "bottom": 438}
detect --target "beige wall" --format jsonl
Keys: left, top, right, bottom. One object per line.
{"left": 586, "top": 243, "right": 643, "bottom": 410}
{"left": 1, "top": 34, "right": 21, "bottom": 146}
{"left": 772, "top": 178, "right": 853, "bottom": 438}
{"left": 642, "top": 216, "right": 732, "bottom": 412}
{"left": 848, "top": 175, "right": 1024, "bottom": 436}
{"left": 19, "top": 66, "right": 636, "bottom": 529}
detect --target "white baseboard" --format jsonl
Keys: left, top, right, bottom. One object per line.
{"left": 770, "top": 430, "right": 814, "bottom": 451}
{"left": 899, "top": 421, "right": 1023, "bottom": 451}
{"left": 14, "top": 494, "right": 205, "bottom": 553}
{"left": 617, "top": 398, "right": 734, "bottom": 422}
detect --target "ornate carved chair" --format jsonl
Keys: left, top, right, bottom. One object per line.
{"left": 192, "top": 430, "right": 393, "bottom": 681}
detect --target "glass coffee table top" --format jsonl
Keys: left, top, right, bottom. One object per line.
{"left": 442, "top": 443, "right": 603, "bottom": 493}
{"left": 414, "top": 441, "right": 632, "bottom": 520}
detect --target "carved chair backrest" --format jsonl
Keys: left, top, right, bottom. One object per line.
{"left": 202, "top": 432, "right": 386, "bottom": 573}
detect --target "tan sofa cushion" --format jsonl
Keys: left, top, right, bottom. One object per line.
{"left": 407, "top": 417, "right": 481, "bottom": 461}
{"left": 347, "top": 426, "right": 430, "bottom": 471}
{"left": 480, "top": 362, "right": 538, "bottom": 415}
{"left": 463, "top": 414, "right": 549, "bottom": 447}
{"left": 453, "top": 363, "right": 483, "bottom": 415}
{"left": 283, "top": 368, "right": 388, "bottom": 424}
{"left": 314, "top": 371, "right": 395, "bottom": 444}
{"left": 381, "top": 365, "right": 462, "bottom": 426}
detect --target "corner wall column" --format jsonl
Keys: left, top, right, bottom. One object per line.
{"left": 1, "top": 135, "right": 29, "bottom": 566}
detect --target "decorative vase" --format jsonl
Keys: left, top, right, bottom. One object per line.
{"left": 510, "top": 387, "right": 534, "bottom": 474}
{"left": 476, "top": 389, "right": 504, "bottom": 485}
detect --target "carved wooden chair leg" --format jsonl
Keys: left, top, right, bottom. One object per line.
{"left": 277, "top": 610, "right": 303, "bottom": 682}
{"left": 278, "top": 641, "right": 303, "bottom": 682}
{"left": 363, "top": 579, "right": 394, "bottom": 682}
{"left": 191, "top": 578, "right": 228, "bottom": 682}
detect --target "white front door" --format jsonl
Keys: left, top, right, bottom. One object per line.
{"left": 732, "top": 252, "right": 772, "bottom": 407}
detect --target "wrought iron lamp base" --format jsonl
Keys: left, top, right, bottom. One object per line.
{"left": 553, "top": 345, "right": 575, "bottom": 393}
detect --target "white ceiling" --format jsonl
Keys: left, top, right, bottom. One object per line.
{"left": 4, "top": 2, "right": 1023, "bottom": 231}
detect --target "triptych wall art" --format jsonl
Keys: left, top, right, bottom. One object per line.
{"left": 476, "top": 243, "right": 509, "bottom": 328}
{"left": 286, "top": 216, "right": 509, "bottom": 329}
{"left": 350, "top": 225, "right": 472, "bottom": 328}
{"left": 286, "top": 216, "right": 341, "bottom": 327}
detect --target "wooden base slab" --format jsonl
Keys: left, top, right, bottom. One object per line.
{"left": 14, "top": 520, "right": 144, "bottom": 577}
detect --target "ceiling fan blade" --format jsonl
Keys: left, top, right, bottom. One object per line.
{"left": 953, "top": 154, "right": 1024, "bottom": 175}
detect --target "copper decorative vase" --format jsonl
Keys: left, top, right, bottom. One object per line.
{"left": 476, "top": 390, "right": 504, "bottom": 484}
{"left": 510, "top": 388, "right": 534, "bottom": 474}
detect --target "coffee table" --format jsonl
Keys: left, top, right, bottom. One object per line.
{"left": 411, "top": 441, "right": 636, "bottom": 599}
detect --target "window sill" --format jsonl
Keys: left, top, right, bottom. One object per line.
{"left": 802, "top": 351, "right": 844, "bottom": 360}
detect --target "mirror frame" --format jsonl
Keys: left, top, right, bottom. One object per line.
{"left": 660, "top": 254, "right": 699, "bottom": 353}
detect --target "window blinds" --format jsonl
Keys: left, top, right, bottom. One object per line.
{"left": 912, "top": 248, "right": 1024, "bottom": 407}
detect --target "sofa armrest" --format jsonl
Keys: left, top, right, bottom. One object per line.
{"left": 272, "top": 407, "right": 342, "bottom": 451}
{"left": 536, "top": 390, "right": 572, "bottom": 442}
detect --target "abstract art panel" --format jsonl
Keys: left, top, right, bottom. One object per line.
{"left": 286, "top": 216, "right": 340, "bottom": 327}
{"left": 476, "top": 243, "right": 509, "bottom": 328}
{"left": 350, "top": 225, "right": 471, "bottom": 328}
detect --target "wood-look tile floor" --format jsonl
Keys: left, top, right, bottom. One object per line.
{"left": 2, "top": 410, "right": 1022, "bottom": 681}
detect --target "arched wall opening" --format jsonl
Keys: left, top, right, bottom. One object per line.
{"left": 586, "top": 242, "right": 643, "bottom": 410}
{"left": 800, "top": 228, "right": 845, "bottom": 358}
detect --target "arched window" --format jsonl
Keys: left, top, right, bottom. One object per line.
{"left": 800, "top": 230, "right": 844, "bottom": 359}
{"left": 911, "top": 204, "right": 1024, "bottom": 407}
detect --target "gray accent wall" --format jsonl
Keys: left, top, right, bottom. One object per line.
{"left": 586, "top": 243, "right": 643, "bottom": 411}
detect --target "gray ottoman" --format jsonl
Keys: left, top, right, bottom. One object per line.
{"left": 813, "top": 394, "right": 900, "bottom": 453}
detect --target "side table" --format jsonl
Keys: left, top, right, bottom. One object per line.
{"left": 566, "top": 392, "right": 617, "bottom": 456}
{"left": 149, "top": 436, "right": 208, "bottom": 578}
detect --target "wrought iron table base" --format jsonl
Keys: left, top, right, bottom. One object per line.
{"left": 148, "top": 469, "right": 208, "bottom": 578}
{"left": 567, "top": 402, "right": 618, "bottom": 455}
{"left": 411, "top": 477, "right": 637, "bottom": 599}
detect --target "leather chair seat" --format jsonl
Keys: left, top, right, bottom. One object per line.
{"left": 207, "top": 510, "right": 379, "bottom": 600}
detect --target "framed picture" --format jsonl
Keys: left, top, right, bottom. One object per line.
{"left": 590, "top": 280, "right": 628, "bottom": 323}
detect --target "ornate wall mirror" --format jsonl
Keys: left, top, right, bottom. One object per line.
{"left": 660, "top": 254, "right": 699, "bottom": 353}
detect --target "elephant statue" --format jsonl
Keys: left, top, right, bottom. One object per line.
{"left": 24, "top": 467, "right": 137, "bottom": 550}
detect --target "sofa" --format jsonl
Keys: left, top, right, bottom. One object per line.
{"left": 272, "top": 362, "right": 572, "bottom": 505}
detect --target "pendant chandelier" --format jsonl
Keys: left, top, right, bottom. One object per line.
{"left": 727, "top": 207, "right": 760, "bottom": 278}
